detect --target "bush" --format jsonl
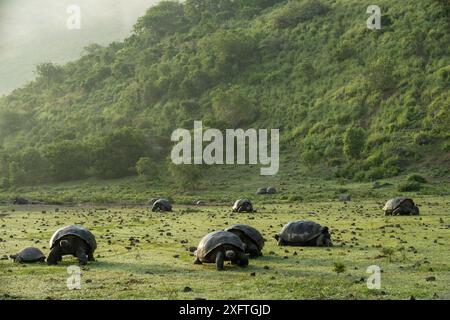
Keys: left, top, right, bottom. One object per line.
{"left": 44, "top": 141, "right": 89, "bottom": 182}
{"left": 407, "top": 174, "right": 427, "bottom": 184}
{"left": 365, "top": 167, "right": 385, "bottom": 181}
{"left": 136, "top": 157, "right": 159, "bottom": 179}
{"left": 167, "top": 160, "right": 205, "bottom": 190}
{"left": 397, "top": 181, "right": 421, "bottom": 192}
{"left": 91, "top": 128, "right": 146, "bottom": 179}
{"left": 343, "top": 127, "right": 366, "bottom": 159}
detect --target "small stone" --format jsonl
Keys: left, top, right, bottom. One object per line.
{"left": 183, "top": 286, "right": 192, "bottom": 292}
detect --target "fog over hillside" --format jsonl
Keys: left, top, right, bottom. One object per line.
{"left": 0, "top": 0, "right": 158, "bottom": 96}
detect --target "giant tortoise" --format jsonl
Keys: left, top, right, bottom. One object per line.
{"left": 10, "top": 247, "right": 46, "bottom": 263}
{"left": 383, "top": 197, "right": 419, "bottom": 216}
{"left": 47, "top": 225, "right": 97, "bottom": 266}
{"left": 232, "top": 199, "right": 254, "bottom": 213}
{"left": 152, "top": 198, "right": 172, "bottom": 212}
{"left": 275, "top": 220, "right": 332, "bottom": 247}
{"left": 225, "top": 224, "right": 264, "bottom": 257}
{"left": 194, "top": 231, "right": 249, "bottom": 271}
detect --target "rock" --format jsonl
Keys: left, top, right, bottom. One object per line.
{"left": 183, "top": 286, "right": 193, "bottom": 292}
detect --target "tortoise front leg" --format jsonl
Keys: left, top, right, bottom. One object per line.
{"left": 75, "top": 246, "right": 88, "bottom": 266}
{"left": 215, "top": 251, "right": 225, "bottom": 271}
{"left": 193, "top": 257, "right": 202, "bottom": 265}
{"left": 392, "top": 207, "right": 402, "bottom": 216}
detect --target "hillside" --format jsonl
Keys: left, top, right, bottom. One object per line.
{"left": 0, "top": 0, "right": 449, "bottom": 192}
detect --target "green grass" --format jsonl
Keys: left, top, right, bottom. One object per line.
{"left": 1, "top": 196, "right": 449, "bottom": 300}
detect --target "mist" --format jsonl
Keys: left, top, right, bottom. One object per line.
{"left": 0, "top": 0, "right": 159, "bottom": 96}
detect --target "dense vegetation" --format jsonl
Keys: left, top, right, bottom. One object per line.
{"left": 0, "top": 0, "right": 448, "bottom": 189}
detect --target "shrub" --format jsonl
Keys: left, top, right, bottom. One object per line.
{"left": 343, "top": 127, "right": 366, "bottom": 159}
{"left": 407, "top": 174, "right": 427, "bottom": 184}
{"left": 333, "top": 262, "right": 346, "bottom": 274}
{"left": 397, "top": 181, "right": 421, "bottom": 192}
{"left": 136, "top": 157, "right": 159, "bottom": 178}
{"left": 365, "top": 167, "right": 385, "bottom": 181}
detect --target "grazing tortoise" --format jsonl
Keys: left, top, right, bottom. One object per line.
{"left": 47, "top": 225, "right": 97, "bottom": 266}
{"left": 194, "top": 231, "right": 249, "bottom": 271}
{"left": 13, "top": 197, "right": 30, "bottom": 205}
{"left": 232, "top": 199, "right": 254, "bottom": 213}
{"left": 275, "top": 220, "right": 332, "bottom": 247}
{"left": 225, "top": 224, "right": 264, "bottom": 257}
{"left": 256, "top": 188, "right": 267, "bottom": 195}
{"left": 10, "top": 247, "right": 46, "bottom": 263}
{"left": 152, "top": 198, "right": 172, "bottom": 212}
{"left": 383, "top": 197, "right": 419, "bottom": 216}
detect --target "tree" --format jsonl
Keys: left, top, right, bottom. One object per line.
{"left": 35, "top": 62, "right": 64, "bottom": 88}
{"left": 167, "top": 160, "right": 204, "bottom": 190}
{"left": 343, "top": 127, "right": 366, "bottom": 159}
{"left": 136, "top": 157, "right": 159, "bottom": 179}
{"left": 9, "top": 148, "right": 49, "bottom": 185}
{"left": 134, "top": 1, "right": 188, "bottom": 38}
{"left": 201, "top": 30, "right": 256, "bottom": 75}
{"left": 211, "top": 86, "right": 258, "bottom": 128}
{"left": 44, "top": 141, "right": 89, "bottom": 182}
{"left": 91, "top": 128, "right": 146, "bottom": 179}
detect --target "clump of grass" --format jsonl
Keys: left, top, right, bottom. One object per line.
{"left": 381, "top": 247, "right": 395, "bottom": 262}
{"left": 333, "top": 262, "right": 346, "bottom": 274}
{"left": 288, "top": 195, "right": 304, "bottom": 202}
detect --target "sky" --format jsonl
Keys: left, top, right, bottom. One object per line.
{"left": 0, "top": 0, "right": 159, "bottom": 96}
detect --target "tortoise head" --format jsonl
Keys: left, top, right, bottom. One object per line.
{"left": 60, "top": 239, "right": 72, "bottom": 250}
{"left": 274, "top": 234, "right": 280, "bottom": 241}
{"left": 234, "top": 252, "right": 249, "bottom": 267}
{"left": 225, "top": 250, "right": 236, "bottom": 260}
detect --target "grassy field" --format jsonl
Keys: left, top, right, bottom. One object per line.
{"left": 1, "top": 196, "right": 449, "bottom": 300}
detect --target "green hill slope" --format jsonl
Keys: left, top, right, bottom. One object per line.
{"left": 0, "top": 0, "right": 448, "bottom": 189}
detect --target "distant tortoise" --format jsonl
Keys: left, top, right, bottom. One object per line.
{"left": 152, "top": 198, "right": 172, "bottom": 212}
{"left": 194, "top": 231, "right": 249, "bottom": 271}
{"left": 225, "top": 224, "right": 264, "bottom": 258}
{"left": 47, "top": 225, "right": 97, "bottom": 266}
{"left": 383, "top": 197, "right": 419, "bottom": 216}
{"left": 232, "top": 199, "right": 254, "bottom": 213}
{"left": 12, "top": 197, "right": 43, "bottom": 205}
{"left": 13, "top": 197, "right": 29, "bottom": 205}
{"left": 10, "top": 247, "right": 46, "bottom": 263}
{"left": 256, "top": 188, "right": 267, "bottom": 195}
{"left": 275, "top": 220, "right": 332, "bottom": 247}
